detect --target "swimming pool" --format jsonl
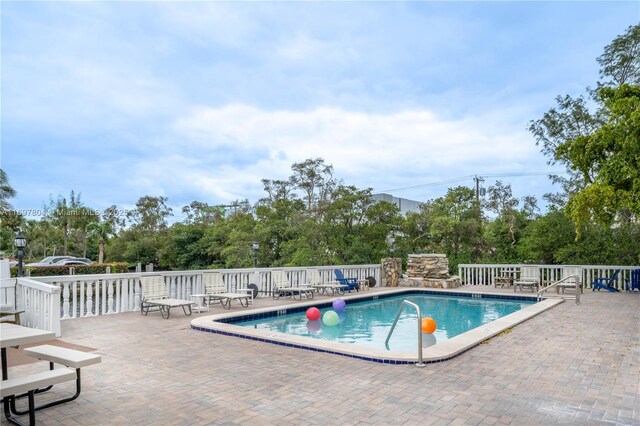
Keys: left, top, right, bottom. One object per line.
{"left": 235, "top": 294, "right": 534, "bottom": 352}
{"left": 191, "top": 288, "right": 563, "bottom": 364}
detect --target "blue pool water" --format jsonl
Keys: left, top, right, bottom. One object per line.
{"left": 235, "top": 294, "right": 534, "bottom": 352}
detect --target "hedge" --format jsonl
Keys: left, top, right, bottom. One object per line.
{"left": 11, "top": 263, "right": 131, "bottom": 277}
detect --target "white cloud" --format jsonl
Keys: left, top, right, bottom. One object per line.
{"left": 168, "top": 104, "right": 547, "bottom": 202}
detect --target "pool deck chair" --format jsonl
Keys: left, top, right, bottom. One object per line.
{"left": 272, "top": 270, "right": 315, "bottom": 300}
{"left": 592, "top": 269, "right": 621, "bottom": 292}
{"left": 306, "top": 269, "right": 347, "bottom": 295}
{"left": 198, "top": 272, "right": 250, "bottom": 310}
{"left": 334, "top": 269, "right": 360, "bottom": 292}
{"left": 140, "top": 275, "right": 194, "bottom": 319}
{"left": 514, "top": 266, "right": 540, "bottom": 292}
{"left": 556, "top": 266, "right": 583, "bottom": 294}
{"left": 626, "top": 269, "right": 640, "bottom": 292}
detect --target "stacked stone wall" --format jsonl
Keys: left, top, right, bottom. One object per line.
{"left": 381, "top": 258, "right": 402, "bottom": 287}
{"left": 403, "top": 253, "right": 460, "bottom": 289}
{"left": 406, "top": 254, "right": 449, "bottom": 279}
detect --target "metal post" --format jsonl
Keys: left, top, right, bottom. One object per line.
{"left": 17, "top": 249, "right": 23, "bottom": 278}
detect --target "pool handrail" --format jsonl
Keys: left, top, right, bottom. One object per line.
{"left": 384, "top": 300, "right": 426, "bottom": 368}
{"left": 537, "top": 275, "right": 581, "bottom": 305}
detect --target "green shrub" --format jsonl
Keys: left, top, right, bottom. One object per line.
{"left": 11, "top": 263, "right": 130, "bottom": 277}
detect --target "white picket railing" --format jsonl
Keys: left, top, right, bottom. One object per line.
{"left": 458, "top": 264, "right": 639, "bottom": 291}
{"left": 32, "top": 264, "right": 381, "bottom": 320}
{"left": 15, "top": 277, "right": 62, "bottom": 337}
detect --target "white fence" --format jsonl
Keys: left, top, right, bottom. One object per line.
{"left": 32, "top": 265, "right": 381, "bottom": 320}
{"left": 16, "top": 277, "right": 62, "bottom": 336}
{"left": 458, "top": 264, "right": 639, "bottom": 291}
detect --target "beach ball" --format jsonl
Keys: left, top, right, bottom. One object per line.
{"left": 421, "top": 317, "right": 437, "bottom": 334}
{"left": 322, "top": 310, "right": 339, "bottom": 327}
{"left": 332, "top": 298, "right": 346, "bottom": 312}
{"left": 306, "top": 307, "right": 321, "bottom": 321}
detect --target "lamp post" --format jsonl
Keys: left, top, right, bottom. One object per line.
{"left": 14, "top": 232, "right": 27, "bottom": 278}
{"left": 252, "top": 241, "right": 259, "bottom": 268}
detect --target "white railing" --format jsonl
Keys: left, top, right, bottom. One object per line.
{"left": 458, "top": 264, "right": 638, "bottom": 291}
{"left": 1, "top": 278, "right": 16, "bottom": 308}
{"left": 15, "top": 277, "right": 62, "bottom": 337}
{"left": 31, "top": 264, "right": 381, "bottom": 320}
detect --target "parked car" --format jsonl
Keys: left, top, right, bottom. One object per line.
{"left": 55, "top": 258, "right": 93, "bottom": 266}
{"left": 25, "top": 256, "right": 75, "bottom": 266}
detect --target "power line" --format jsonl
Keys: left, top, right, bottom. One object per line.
{"left": 378, "top": 172, "right": 567, "bottom": 194}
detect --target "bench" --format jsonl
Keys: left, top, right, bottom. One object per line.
{"left": 1, "top": 368, "right": 76, "bottom": 425}
{"left": 0, "top": 308, "right": 24, "bottom": 325}
{"left": 9, "top": 345, "right": 102, "bottom": 416}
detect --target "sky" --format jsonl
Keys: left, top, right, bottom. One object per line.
{"left": 1, "top": 1, "right": 639, "bottom": 222}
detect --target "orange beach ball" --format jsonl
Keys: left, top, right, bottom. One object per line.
{"left": 421, "top": 317, "right": 437, "bottom": 334}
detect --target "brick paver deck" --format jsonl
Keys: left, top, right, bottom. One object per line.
{"left": 6, "top": 287, "right": 639, "bottom": 425}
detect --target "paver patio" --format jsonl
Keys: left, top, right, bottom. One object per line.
{"left": 6, "top": 287, "right": 639, "bottom": 425}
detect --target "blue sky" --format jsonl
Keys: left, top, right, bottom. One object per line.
{"left": 1, "top": 2, "right": 639, "bottom": 221}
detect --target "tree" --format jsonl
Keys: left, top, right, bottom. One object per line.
{"left": 88, "top": 219, "right": 115, "bottom": 263}
{"left": 290, "top": 158, "right": 338, "bottom": 212}
{"left": 597, "top": 24, "right": 640, "bottom": 87}
{"left": 0, "top": 169, "right": 17, "bottom": 213}
{"left": 430, "top": 186, "right": 482, "bottom": 267}
{"left": 559, "top": 85, "right": 640, "bottom": 229}
{"left": 47, "top": 191, "right": 87, "bottom": 255}
{"left": 518, "top": 210, "right": 576, "bottom": 264}
{"left": 530, "top": 24, "right": 640, "bottom": 230}
{"left": 484, "top": 181, "right": 536, "bottom": 254}
{"left": 126, "top": 196, "right": 173, "bottom": 231}
{"left": 182, "top": 201, "right": 224, "bottom": 226}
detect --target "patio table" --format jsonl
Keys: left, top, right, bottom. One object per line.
{"left": 1, "top": 323, "right": 56, "bottom": 425}
{"left": 1, "top": 323, "right": 55, "bottom": 380}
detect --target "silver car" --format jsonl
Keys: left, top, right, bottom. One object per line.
{"left": 55, "top": 258, "right": 93, "bottom": 266}
{"left": 25, "top": 256, "right": 75, "bottom": 266}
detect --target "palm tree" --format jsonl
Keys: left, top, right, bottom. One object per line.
{"left": 88, "top": 221, "right": 114, "bottom": 263}
{"left": 0, "top": 169, "right": 17, "bottom": 212}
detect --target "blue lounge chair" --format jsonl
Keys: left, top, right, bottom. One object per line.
{"left": 626, "top": 269, "right": 640, "bottom": 292}
{"left": 592, "top": 269, "right": 620, "bottom": 292}
{"left": 334, "top": 269, "right": 360, "bottom": 292}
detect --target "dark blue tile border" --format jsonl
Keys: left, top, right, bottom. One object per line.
{"left": 192, "top": 288, "right": 539, "bottom": 365}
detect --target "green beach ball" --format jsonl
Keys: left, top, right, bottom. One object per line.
{"left": 322, "top": 310, "right": 339, "bottom": 327}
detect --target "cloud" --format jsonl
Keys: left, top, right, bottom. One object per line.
{"left": 168, "top": 104, "right": 546, "bottom": 201}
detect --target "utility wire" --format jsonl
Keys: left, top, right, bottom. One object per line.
{"left": 379, "top": 171, "right": 567, "bottom": 193}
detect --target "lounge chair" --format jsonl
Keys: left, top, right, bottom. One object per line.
{"left": 556, "top": 266, "right": 583, "bottom": 294}
{"left": 592, "top": 269, "right": 620, "bottom": 292}
{"left": 272, "top": 270, "right": 315, "bottom": 300}
{"left": 514, "top": 266, "right": 540, "bottom": 292}
{"left": 334, "top": 269, "right": 360, "bottom": 292}
{"left": 626, "top": 269, "right": 640, "bottom": 292}
{"left": 140, "top": 275, "right": 193, "bottom": 319}
{"left": 306, "top": 269, "right": 347, "bottom": 295}
{"left": 200, "top": 272, "right": 250, "bottom": 309}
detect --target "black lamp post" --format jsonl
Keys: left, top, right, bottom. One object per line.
{"left": 14, "top": 232, "right": 27, "bottom": 278}
{"left": 252, "top": 241, "right": 259, "bottom": 268}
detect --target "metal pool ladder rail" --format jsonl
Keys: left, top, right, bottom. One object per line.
{"left": 385, "top": 300, "right": 426, "bottom": 368}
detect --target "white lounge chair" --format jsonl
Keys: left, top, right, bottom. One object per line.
{"left": 556, "top": 266, "right": 583, "bottom": 294}
{"left": 140, "top": 276, "right": 194, "bottom": 319}
{"left": 200, "top": 272, "right": 250, "bottom": 310}
{"left": 306, "top": 269, "right": 347, "bottom": 295}
{"left": 272, "top": 270, "right": 315, "bottom": 300}
{"left": 514, "top": 266, "right": 540, "bottom": 292}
